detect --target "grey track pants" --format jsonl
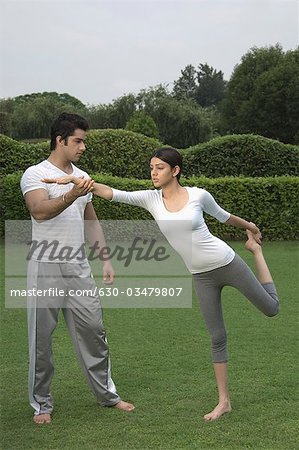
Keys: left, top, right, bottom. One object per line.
{"left": 27, "top": 260, "right": 121, "bottom": 415}
{"left": 192, "top": 254, "right": 279, "bottom": 363}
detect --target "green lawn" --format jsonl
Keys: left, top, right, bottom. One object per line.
{"left": 0, "top": 240, "right": 298, "bottom": 449}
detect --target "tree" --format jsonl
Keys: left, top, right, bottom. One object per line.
{"left": 221, "top": 44, "right": 299, "bottom": 143}
{"left": 106, "top": 94, "right": 136, "bottom": 128}
{"left": 85, "top": 104, "right": 111, "bottom": 129}
{"left": 0, "top": 92, "right": 88, "bottom": 140}
{"left": 0, "top": 98, "right": 14, "bottom": 135}
{"left": 172, "top": 65, "right": 197, "bottom": 101}
{"left": 13, "top": 92, "right": 86, "bottom": 110}
{"left": 150, "top": 96, "right": 213, "bottom": 148}
{"left": 196, "top": 63, "right": 226, "bottom": 107}
{"left": 136, "top": 85, "right": 170, "bottom": 111}
{"left": 85, "top": 95, "right": 136, "bottom": 130}
{"left": 125, "top": 111, "right": 159, "bottom": 139}
{"left": 172, "top": 63, "right": 226, "bottom": 107}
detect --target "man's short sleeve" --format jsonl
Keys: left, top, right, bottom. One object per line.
{"left": 20, "top": 166, "right": 48, "bottom": 196}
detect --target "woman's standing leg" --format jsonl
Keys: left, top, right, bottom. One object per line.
{"left": 192, "top": 231, "right": 279, "bottom": 421}
{"left": 208, "top": 362, "right": 231, "bottom": 421}
{"left": 192, "top": 274, "right": 232, "bottom": 421}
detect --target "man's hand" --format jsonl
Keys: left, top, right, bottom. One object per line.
{"left": 71, "top": 178, "right": 94, "bottom": 198}
{"left": 102, "top": 261, "right": 115, "bottom": 284}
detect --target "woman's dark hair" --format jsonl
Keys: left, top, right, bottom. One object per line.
{"left": 50, "top": 112, "right": 89, "bottom": 150}
{"left": 150, "top": 147, "right": 183, "bottom": 181}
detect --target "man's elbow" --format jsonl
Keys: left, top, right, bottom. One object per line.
{"left": 30, "top": 209, "right": 50, "bottom": 221}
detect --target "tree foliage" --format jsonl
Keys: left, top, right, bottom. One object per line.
{"left": 221, "top": 44, "right": 299, "bottom": 143}
{"left": 173, "top": 63, "right": 226, "bottom": 107}
{"left": 172, "top": 65, "right": 197, "bottom": 101}
{"left": 196, "top": 63, "right": 227, "bottom": 107}
{"left": 0, "top": 92, "right": 87, "bottom": 140}
{"left": 87, "top": 85, "right": 215, "bottom": 148}
{"left": 1, "top": 44, "right": 297, "bottom": 146}
{"left": 125, "top": 111, "right": 159, "bottom": 139}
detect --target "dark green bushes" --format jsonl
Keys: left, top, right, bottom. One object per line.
{"left": 182, "top": 134, "right": 299, "bottom": 177}
{"left": 1, "top": 172, "right": 298, "bottom": 240}
{"left": 1, "top": 131, "right": 298, "bottom": 241}
{"left": 80, "top": 129, "right": 161, "bottom": 178}
{"left": 2, "top": 132, "right": 298, "bottom": 179}
{"left": 0, "top": 135, "right": 49, "bottom": 176}
{"left": 1, "top": 130, "right": 162, "bottom": 178}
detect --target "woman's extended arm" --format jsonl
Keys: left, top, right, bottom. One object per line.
{"left": 43, "top": 175, "right": 113, "bottom": 200}
{"left": 199, "top": 189, "right": 262, "bottom": 244}
{"left": 226, "top": 214, "right": 262, "bottom": 244}
{"left": 91, "top": 182, "right": 113, "bottom": 200}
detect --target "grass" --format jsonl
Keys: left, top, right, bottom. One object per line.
{"left": 0, "top": 240, "right": 298, "bottom": 449}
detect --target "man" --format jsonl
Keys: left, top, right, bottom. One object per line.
{"left": 20, "top": 112, "right": 134, "bottom": 424}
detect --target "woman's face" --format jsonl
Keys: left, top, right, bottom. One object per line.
{"left": 150, "top": 157, "right": 178, "bottom": 188}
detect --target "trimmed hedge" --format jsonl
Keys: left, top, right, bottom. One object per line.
{"left": 80, "top": 129, "right": 161, "bottom": 178}
{"left": 182, "top": 134, "right": 299, "bottom": 177}
{"left": 0, "top": 130, "right": 162, "bottom": 178}
{"left": 0, "top": 172, "right": 31, "bottom": 237}
{"left": 0, "top": 135, "right": 49, "bottom": 176}
{"left": 1, "top": 172, "right": 298, "bottom": 240}
{"left": 2, "top": 132, "right": 298, "bottom": 179}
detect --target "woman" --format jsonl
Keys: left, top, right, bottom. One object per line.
{"left": 43, "top": 147, "right": 279, "bottom": 421}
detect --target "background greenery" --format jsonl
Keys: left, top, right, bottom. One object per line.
{"left": 1, "top": 44, "right": 298, "bottom": 147}
{"left": 1, "top": 130, "right": 298, "bottom": 240}
{"left": 1, "top": 131, "right": 298, "bottom": 178}
{"left": 1, "top": 171, "right": 298, "bottom": 240}
{"left": 182, "top": 134, "right": 299, "bottom": 178}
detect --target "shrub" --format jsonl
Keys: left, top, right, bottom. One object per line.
{"left": 2, "top": 132, "right": 297, "bottom": 179}
{"left": 125, "top": 111, "right": 159, "bottom": 139}
{"left": 0, "top": 134, "right": 49, "bottom": 176}
{"left": 0, "top": 172, "right": 31, "bottom": 236}
{"left": 181, "top": 134, "right": 299, "bottom": 177}
{"left": 80, "top": 129, "right": 162, "bottom": 178}
{"left": 1, "top": 172, "right": 298, "bottom": 240}
{"left": 0, "top": 130, "right": 162, "bottom": 179}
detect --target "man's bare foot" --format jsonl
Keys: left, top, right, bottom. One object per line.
{"left": 245, "top": 230, "right": 262, "bottom": 254}
{"left": 204, "top": 401, "right": 232, "bottom": 421}
{"left": 33, "top": 413, "right": 51, "bottom": 424}
{"left": 113, "top": 400, "right": 135, "bottom": 412}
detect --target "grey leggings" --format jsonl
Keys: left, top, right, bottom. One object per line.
{"left": 192, "top": 254, "right": 279, "bottom": 363}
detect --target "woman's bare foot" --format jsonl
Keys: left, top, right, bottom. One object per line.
{"left": 113, "top": 400, "right": 135, "bottom": 412}
{"left": 245, "top": 229, "right": 262, "bottom": 253}
{"left": 33, "top": 413, "right": 51, "bottom": 424}
{"left": 204, "top": 401, "right": 232, "bottom": 421}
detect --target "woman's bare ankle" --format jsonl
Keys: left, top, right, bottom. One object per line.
{"left": 203, "top": 401, "right": 232, "bottom": 421}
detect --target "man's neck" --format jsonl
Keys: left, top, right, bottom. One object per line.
{"left": 47, "top": 152, "right": 73, "bottom": 174}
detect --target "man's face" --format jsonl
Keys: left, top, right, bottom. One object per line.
{"left": 61, "top": 128, "right": 86, "bottom": 162}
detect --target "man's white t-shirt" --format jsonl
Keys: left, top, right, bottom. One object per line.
{"left": 111, "top": 186, "right": 235, "bottom": 274}
{"left": 20, "top": 160, "right": 92, "bottom": 263}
